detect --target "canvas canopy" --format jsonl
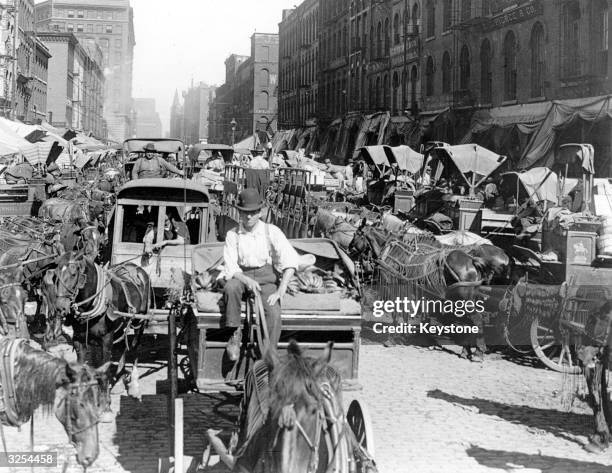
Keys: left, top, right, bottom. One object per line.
{"left": 500, "top": 167, "right": 558, "bottom": 204}
{"left": 356, "top": 146, "right": 390, "bottom": 167}
{"left": 431, "top": 144, "right": 506, "bottom": 191}
{"left": 558, "top": 143, "right": 595, "bottom": 175}
{"left": 384, "top": 145, "right": 424, "bottom": 173}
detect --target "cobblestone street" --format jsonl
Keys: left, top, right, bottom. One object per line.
{"left": 3, "top": 342, "right": 612, "bottom": 473}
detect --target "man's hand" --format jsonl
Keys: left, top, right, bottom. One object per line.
{"left": 267, "top": 290, "right": 284, "bottom": 306}
{"left": 152, "top": 241, "right": 166, "bottom": 251}
{"left": 236, "top": 274, "right": 260, "bottom": 294}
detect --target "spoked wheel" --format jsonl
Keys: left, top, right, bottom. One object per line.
{"left": 530, "top": 316, "right": 581, "bottom": 374}
{"left": 504, "top": 315, "right": 533, "bottom": 355}
{"left": 346, "top": 399, "right": 375, "bottom": 459}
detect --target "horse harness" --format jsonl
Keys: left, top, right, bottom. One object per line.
{"left": 0, "top": 338, "right": 24, "bottom": 426}
{"left": 0, "top": 281, "right": 25, "bottom": 337}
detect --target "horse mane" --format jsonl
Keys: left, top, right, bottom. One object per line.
{"left": 268, "top": 341, "right": 330, "bottom": 420}
{"left": 14, "top": 342, "right": 66, "bottom": 418}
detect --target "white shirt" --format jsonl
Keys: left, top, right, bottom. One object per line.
{"left": 249, "top": 155, "right": 270, "bottom": 169}
{"left": 223, "top": 221, "right": 300, "bottom": 279}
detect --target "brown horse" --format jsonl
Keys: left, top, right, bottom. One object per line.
{"left": 41, "top": 251, "right": 150, "bottom": 393}
{"left": 0, "top": 336, "right": 109, "bottom": 467}
{"left": 218, "top": 341, "right": 377, "bottom": 473}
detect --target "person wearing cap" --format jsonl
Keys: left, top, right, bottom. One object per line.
{"left": 132, "top": 142, "right": 184, "bottom": 180}
{"left": 222, "top": 188, "right": 300, "bottom": 360}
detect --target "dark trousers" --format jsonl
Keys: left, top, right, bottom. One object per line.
{"left": 223, "top": 265, "right": 281, "bottom": 348}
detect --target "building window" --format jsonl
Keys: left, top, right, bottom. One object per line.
{"left": 480, "top": 39, "right": 492, "bottom": 103}
{"left": 95, "top": 24, "right": 102, "bottom": 33}
{"left": 261, "top": 68, "right": 270, "bottom": 86}
{"left": 393, "top": 13, "right": 400, "bottom": 45}
{"left": 426, "top": 56, "right": 434, "bottom": 96}
{"left": 260, "top": 91, "right": 270, "bottom": 110}
{"left": 443, "top": 0, "right": 452, "bottom": 31}
{"left": 461, "top": 0, "right": 471, "bottom": 22}
{"left": 503, "top": 30, "right": 517, "bottom": 100}
{"left": 77, "top": 10, "right": 84, "bottom": 18}
{"left": 106, "top": 11, "right": 113, "bottom": 20}
{"left": 376, "top": 21, "right": 382, "bottom": 57}
{"left": 375, "top": 76, "right": 381, "bottom": 107}
{"left": 67, "top": 10, "right": 74, "bottom": 18}
{"left": 411, "top": 65, "right": 418, "bottom": 107}
{"left": 412, "top": 3, "right": 420, "bottom": 34}
{"left": 100, "top": 38, "right": 109, "bottom": 49}
{"left": 459, "top": 45, "right": 470, "bottom": 89}
{"left": 442, "top": 51, "right": 451, "bottom": 93}
{"left": 86, "top": 24, "right": 93, "bottom": 33}
{"left": 530, "top": 22, "right": 545, "bottom": 97}
{"left": 105, "top": 25, "right": 113, "bottom": 33}
{"left": 392, "top": 71, "right": 399, "bottom": 113}
{"left": 383, "top": 74, "right": 389, "bottom": 108}
{"left": 67, "top": 23, "right": 74, "bottom": 32}
{"left": 561, "top": 1, "right": 581, "bottom": 77}
{"left": 77, "top": 24, "right": 83, "bottom": 32}
{"left": 384, "top": 18, "right": 390, "bottom": 53}
{"left": 426, "top": 0, "right": 435, "bottom": 37}
{"left": 593, "top": 0, "right": 609, "bottom": 76}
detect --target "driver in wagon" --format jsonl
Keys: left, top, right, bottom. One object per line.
{"left": 222, "top": 188, "right": 300, "bottom": 361}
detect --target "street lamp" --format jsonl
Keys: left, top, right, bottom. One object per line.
{"left": 230, "top": 118, "right": 237, "bottom": 146}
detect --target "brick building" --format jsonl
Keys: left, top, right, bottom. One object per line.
{"left": 209, "top": 33, "right": 279, "bottom": 146}
{"left": 35, "top": 0, "right": 135, "bottom": 142}
{"left": 37, "top": 32, "right": 105, "bottom": 137}
{"left": 278, "top": 0, "right": 319, "bottom": 128}
{"left": 183, "top": 82, "right": 215, "bottom": 145}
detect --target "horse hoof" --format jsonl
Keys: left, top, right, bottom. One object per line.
{"left": 584, "top": 441, "right": 607, "bottom": 453}
{"left": 99, "top": 410, "right": 114, "bottom": 423}
{"left": 459, "top": 348, "right": 471, "bottom": 360}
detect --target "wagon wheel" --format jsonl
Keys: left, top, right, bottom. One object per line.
{"left": 346, "top": 399, "right": 375, "bottom": 458}
{"left": 503, "top": 315, "right": 533, "bottom": 355}
{"left": 530, "top": 316, "right": 581, "bottom": 374}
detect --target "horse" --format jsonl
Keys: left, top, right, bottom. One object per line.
{"left": 0, "top": 336, "right": 110, "bottom": 467}
{"left": 208, "top": 341, "right": 377, "bottom": 473}
{"left": 41, "top": 251, "right": 150, "bottom": 397}
{"left": 309, "top": 207, "right": 358, "bottom": 251}
{"left": 0, "top": 268, "right": 28, "bottom": 338}
{"left": 576, "top": 300, "right": 612, "bottom": 453}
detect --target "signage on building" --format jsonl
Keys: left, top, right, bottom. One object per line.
{"left": 485, "top": 0, "right": 542, "bottom": 31}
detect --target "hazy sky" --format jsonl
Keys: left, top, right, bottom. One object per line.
{"left": 131, "top": 0, "right": 296, "bottom": 134}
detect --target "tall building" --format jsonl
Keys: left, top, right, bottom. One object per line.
{"left": 278, "top": 1, "right": 319, "bottom": 129}
{"left": 182, "top": 81, "right": 215, "bottom": 145}
{"left": 38, "top": 32, "right": 105, "bottom": 137}
{"left": 35, "top": 0, "right": 135, "bottom": 142}
{"left": 209, "top": 33, "right": 279, "bottom": 145}
{"left": 0, "top": 0, "right": 50, "bottom": 122}
{"left": 169, "top": 89, "right": 182, "bottom": 139}
{"left": 133, "top": 97, "right": 161, "bottom": 137}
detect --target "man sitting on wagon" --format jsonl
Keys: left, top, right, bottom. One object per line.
{"left": 132, "top": 142, "right": 184, "bottom": 180}
{"left": 222, "top": 188, "right": 300, "bottom": 361}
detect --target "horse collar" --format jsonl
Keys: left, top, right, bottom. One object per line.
{"left": 0, "top": 338, "right": 26, "bottom": 427}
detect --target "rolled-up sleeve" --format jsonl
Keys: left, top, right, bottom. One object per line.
{"left": 269, "top": 225, "right": 300, "bottom": 272}
{"left": 223, "top": 230, "right": 242, "bottom": 279}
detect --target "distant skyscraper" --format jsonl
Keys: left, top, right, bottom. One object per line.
{"left": 35, "top": 0, "right": 136, "bottom": 142}
{"left": 134, "top": 98, "right": 162, "bottom": 137}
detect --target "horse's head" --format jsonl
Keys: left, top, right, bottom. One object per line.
{"left": 43, "top": 253, "right": 88, "bottom": 317}
{"left": 348, "top": 218, "right": 370, "bottom": 258}
{"left": 76, "top": 221, "right": 102, "bottom": 260}
{"left": 0, "top": 268, "right": 27, "bottom": 336}
{"left": 55, "top": 361, "right": 111, "bottom": 467}
{"left": 264, "top": 341, "right": 340, "bottom": 473}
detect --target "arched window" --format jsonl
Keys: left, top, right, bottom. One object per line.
{"left": 394, "top": 13, "right": 400, "bottom": 45}
{"left": 410, "top": 65, "right": 418, "bottom": 106}
{"left": 443, "top": 0, "right": 452, "bottom": 31}
{"left": 503, "top": 30, "right": 517, "bottom": 100}
{"left": 260, "top": 68, "right": 270, "bottom": 86}
{"left": 426, "top": 0, "right": 435, "bottom": 37}
{"left": 403, "top": 9, "right": 410, "bottom": 35}
{"left": 402, "top": 69, "right": 408, "bottom": 108}
{"left": 369, "top": 78, "right": 374, "bottom": 109}
{"left": 459, "top": 45, "right": 470, "bottom": 90}
{"left": 343, "top": 25, "right": 347, "bottom": 55}
{"left": 530, "top": 22, "right": 545, "bottom": 97}
{"left": 383, "top": 74, "right": 389, "bottom": 108}
{"left": 376, "top": 21, "right": 382, "bottom": 57}
{"left": 260, "top": 91, "right": 270, "bottom": 110}
{"left": 461, "top": 0, "right": 471, "bottom": 22}
{"left": 426, "top": 56, "right": 434, "bottom": 96}
{"left": 384, "top": 18, "right": 390, "bottom": 53}
{"left": 442, "top": 51, "right": 451, "bottom": 93}
{"left": 480, "top": 39, "right": 492, "bottom": 103}
{"left": 561, "top": 1, "right": 580, "bottom": 77}
{"left": 375, "top": 76, "right": 381, "bottom": 107}
{"left": 392, "top": 71, "right": 400, "bottom": 113}
{"left": 412, "top": 3, "right": 420, "bottom": 34}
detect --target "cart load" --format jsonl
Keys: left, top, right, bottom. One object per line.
{"left": 188, "top": 238, "right": 361, "bottom": 391}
